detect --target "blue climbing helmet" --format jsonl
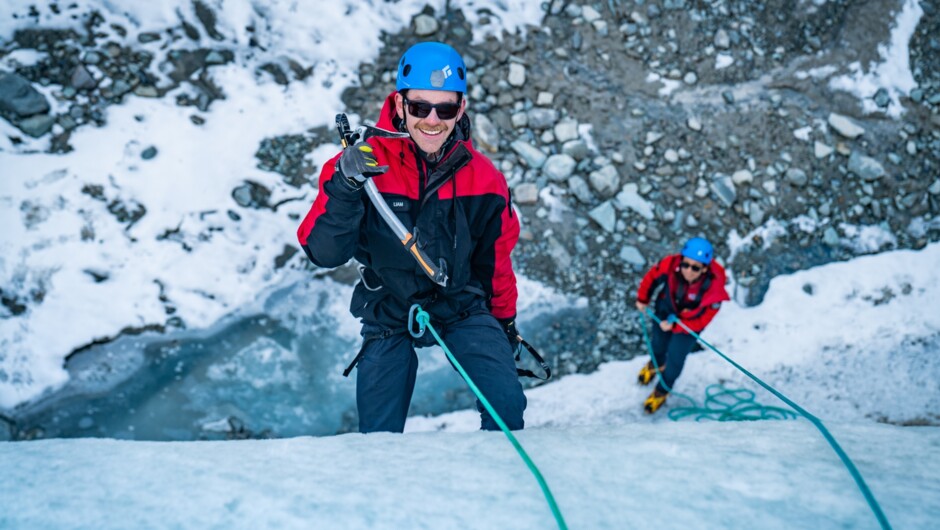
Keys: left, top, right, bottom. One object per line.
{"left": 396, "top": 41, "right": 467, "bottom": 93}
{"left": 681, "top": 237, "right": 714, "bottom": 265}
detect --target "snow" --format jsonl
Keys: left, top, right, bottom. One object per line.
{"left": 3, "top": 422, "right": 938, "bottom": 529}
{"left": 828, "top": 0, "right": 924, "bottom": 117}
{"left": 715, "top": 52, "right": 735, "bottom": 70}
{"left": 5, "top": 242, "right": 939, "bottom": 529}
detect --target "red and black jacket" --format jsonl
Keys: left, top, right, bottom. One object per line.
{"left": 297, "top": 92, "right": 519, "bottom": 329}
{"left": 636, "top": 254, "right": 730, "bottom": 334}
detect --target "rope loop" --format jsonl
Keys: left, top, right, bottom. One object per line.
{"left": 638, "top": 308, "right": 891, "bottom": 529}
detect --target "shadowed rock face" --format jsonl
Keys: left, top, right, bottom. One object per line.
{"left": 333, "top": 1, "right": 940, "bottom": 372}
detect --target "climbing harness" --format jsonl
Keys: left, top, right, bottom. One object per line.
{"left": 410, "top": 304, "right": 567, "bottom": 530}
{"left": 639, "top": 308, "right": 892, "bottom": 530}
{"left": 342, "top": 309, "right": 552, "bottom": 380}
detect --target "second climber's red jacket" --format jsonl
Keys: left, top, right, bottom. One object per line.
{"left": 636, "top": 254, "right": 730, "bottom": 334}
{"left": 296, "top": 92, "right": 519, "bottom": 329}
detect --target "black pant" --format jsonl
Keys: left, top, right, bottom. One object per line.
{"left": 355, "top": 311, "right": 526, "bottom": 433}
{"left": 650, "top": 323, "right": 698, "bottom": 394}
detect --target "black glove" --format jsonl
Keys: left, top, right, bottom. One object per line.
{"left": 336, "top": 142, "right": 388, "bottom": 189}
{"left": 498, "top": 316, "right": 522, "bottom": 354}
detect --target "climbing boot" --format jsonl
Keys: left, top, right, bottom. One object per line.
{"left": 644, "top": 389, "right": 668, "bottom": 414}
{"left": 637, "top": 361, "right": 665, "bottom": 385}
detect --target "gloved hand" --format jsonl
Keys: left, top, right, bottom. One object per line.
{"left": 336, "top": 142, "right": 388, "bottom": 190}
{"left": 498, "top": 317, "right": 522, "bottom": 354}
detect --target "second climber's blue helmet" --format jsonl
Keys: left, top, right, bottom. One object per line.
{"left": 396, "top": 42, "right": 467, "bottom": 93}
{"left": 681, "top": 237, "right": 714, "bottom": 265}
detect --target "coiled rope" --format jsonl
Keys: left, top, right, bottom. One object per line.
{"left": 640, "top": 308, "right": 891, "bottom": 530}
{"left": 638, "top": 311, "right": 796, "bottom": 421}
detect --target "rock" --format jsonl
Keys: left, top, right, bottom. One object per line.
{"left": 547, "top": 237, "right": 573, "bottom": 269}
{"left": 568, "top": 176, "right": 594, "bottom": 203}
{"left": 581, "top": 5, "right": 602, "bottom": 23}
{"left": 687, "top": 117, "right": 702, "bottom": 131}
{"left": 513, "top": 183, "right": 539, "bottom": 205}
{"left": 588, "top": 165, "right": 620, "bottom": 197}
{"left": 413, "top": 14, "right": 439, "bottom": 36}
{"left": 714, "top": 29, "right": 731, "bottom": 49}
{"left": 527, "top": 108, "right": 559, "bottom": 130}
{"left": 508, "top": 63, "right": 526, "bottom": 87}
{"left": 848, "top": 152, "right": 886, "bottom": 181}
{"left": 536, "top": 91, "right": 554, "bottom": 106}
{"left": 828, "top": 113, "right": 865, "bottom": 139}
{"left": 814, "top": 141, "right": 833, "bottom": 159}
{"left": 562, "top": 140, "right": 590, "bottom": 160}
{"left": 588, "top": 201, "right": 617, "bottom": 232}
{"left": 474, "top": 114, "right": 500, "bottom": 153}
{"left": 683, "top": 72, "right": 698, "bottom": 85}
{"left": 873, "top": 88, "right": 891, "bottom": 108}
{"left": 17, "top": 114, "right": 56, "bottom": 137}
{"left": 710, "top": 173, "right": 737, "bottom": 207}
{"left": 510, "top": 140, "right": 547, "bottom": 169}
{"left": 0, "top": 72, "right": 50, "bottom": 117}
{"left": 786, "top": 168, "right": 808, "bottom": 187}
{"left": 232, "top": 181, "right": 271, "bottom": 209}
{"left": 141, "top": 146, "right": 158, "bottom": 160}
{"left": 664, "top": 149, "right": 679, "bottom": 164}
{"left": 619, "top": 245, "right": 646, "bottom": 267}
{"left": 510, "top": 112, "right": 528, "bottom": 129}
{"left": 823, "top": 227, "right": 840, "bottom": 246}
{"left": 542, "top": 154, "right": 577, "bottom": 182}
{"left": 134, "top": 86, "right": 159, "bottom": 98}
{"left": 645, "top": 132, "right": 664, "bottom": 145}
{"left": 70, "top": 65, "right": 97, "bottom": 90}
{"left": 731, "top": 169, "right": 753, "bottom": 185}
{"left": 748, "top": 202, "right": 765, "bottom": 225}
{"left": 615, "top": 183, "right": 655, "bottom": 220}
{"left": 928, "top": 180, "right": 940, "bottom": 196}
{"left": 554, "top": 119, "right": 579, "bottom": 143}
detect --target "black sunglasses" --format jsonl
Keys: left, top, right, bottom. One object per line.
{"left": 680, "top": 261, "right": 704, "bottom": 273}
{"left": 403, "top": 97, "right": 461, "bottom": 120}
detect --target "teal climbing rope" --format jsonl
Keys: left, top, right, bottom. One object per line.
{"left": 638, "top": 311, "right": 796, "bottom": 421}
{"left": 639, "top": 308, "right": 892, "bottom": 530}
{"left": 409, "top": 305, "right": 568, "bottom": 530}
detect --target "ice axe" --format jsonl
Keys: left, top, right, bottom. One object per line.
{"left": 335, "top": 114, "right": 449, "bottom": 287}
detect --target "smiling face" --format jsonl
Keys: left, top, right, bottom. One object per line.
{"left": 680, "top": 258, "right": 706, "bottom": 283}
{"left": 395, "top": 89, "right": 465, "bottom": 157}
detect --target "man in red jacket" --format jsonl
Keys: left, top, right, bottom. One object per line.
{"left": 635, "top": 237, "right": 730, "bottom": 413}
{"left": 296, "top": 42, "right": 526, "bottom": 433}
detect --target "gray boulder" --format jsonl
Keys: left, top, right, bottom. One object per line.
{"left": 0, "top": 71, "right": 50, "bottom": 118}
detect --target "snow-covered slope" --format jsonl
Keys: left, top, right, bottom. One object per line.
{"left": 3, "top": 244, "right": 940, "bottom": 529}
{"left": 2, "top": 404, "right": 937, "bottom": 529}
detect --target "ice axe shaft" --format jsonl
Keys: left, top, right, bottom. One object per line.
{"left": 335, "top": 114, "right": 448, "bottom": 287}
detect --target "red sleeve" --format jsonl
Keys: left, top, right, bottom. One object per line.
{"left": 296, "top": 151, "right": 365, "bottom": 268}
{"left": 637, "top": 256, "right": 673, "bottom": 304}
{"left": 488, "top": 200, "right": 519, "bottom": 320}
